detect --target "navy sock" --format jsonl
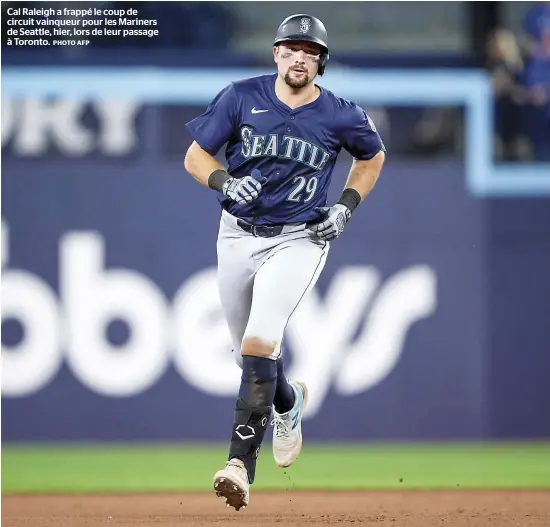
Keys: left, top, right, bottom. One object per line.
{"left": 238, "top": 355, "right": 277, "bottom": 405}
{"left": 228, "top": 356, "right": 276, "bottom": 484}
{"left": 273, "top": 356, "right": 296, "bottom": 414}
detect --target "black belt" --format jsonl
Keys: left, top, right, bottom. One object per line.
{"left": 237, "top": 219, "right": 285, "bottom": 238}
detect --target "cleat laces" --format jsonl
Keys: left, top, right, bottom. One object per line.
{"left": 272, "top": 414, "right": 291, "bottom": 440}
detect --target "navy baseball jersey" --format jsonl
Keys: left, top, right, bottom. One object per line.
{"left": 185, "top": 74, "right": 385, "bottom": 225}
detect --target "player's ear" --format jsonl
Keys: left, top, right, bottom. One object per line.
{"left": 273, "top": 45, "right": 279, "bottom": 64}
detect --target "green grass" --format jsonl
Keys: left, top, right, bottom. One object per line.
{"left": 2, "top": 443, "right": 550, "bottom": 494}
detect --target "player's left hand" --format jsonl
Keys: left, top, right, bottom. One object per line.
{"left": 308, "top": 204, "right": 352, "bottom": 241}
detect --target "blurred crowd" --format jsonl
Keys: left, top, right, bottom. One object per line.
{"left": 487, "top": 2, "right": 550, "bottom": 161}
{"left": 410, "top": 3, "right": 550, "bottom": 162}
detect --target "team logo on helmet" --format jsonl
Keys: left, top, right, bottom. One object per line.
{"left": 299, "top": 17, "right": 311, "bottom": 33}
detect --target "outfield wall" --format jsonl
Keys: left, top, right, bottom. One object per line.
{"left": 2, "top": 71, "right": 549, "bottom": 441}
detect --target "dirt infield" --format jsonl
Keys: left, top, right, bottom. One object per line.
{"left": 3, "top": 491, "right": 550, "bottom": 526}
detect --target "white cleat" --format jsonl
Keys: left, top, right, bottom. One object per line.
{"left": 213, "top": 458, "right": 250, "bottom": 511}
{"left": 272, "top": 381, "right": 308, "bottom": 468}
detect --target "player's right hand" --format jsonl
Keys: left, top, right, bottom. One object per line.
{"left": 222, "top": 170, "right": 267, "bottom": 205}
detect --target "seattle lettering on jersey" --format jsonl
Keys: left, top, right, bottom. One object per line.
{"left": 185, "top": 74, "right": 385, "bottom": 225}
{"left": 241, "top": 127, "right": 330, "bottom": 170}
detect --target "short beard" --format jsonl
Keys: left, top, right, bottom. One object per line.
{"left": 284, "top": 69, "right": 310, "bottom": 89}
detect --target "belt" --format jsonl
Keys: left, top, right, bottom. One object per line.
{"left": 236, "top": 219, "right": 285, "bottom": 238}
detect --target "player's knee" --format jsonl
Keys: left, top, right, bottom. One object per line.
{"left": 233, "top": 349, "right": 243, "bottom": 369}
{"left": 241, "top": 336, "right": 277, "bottom": 358}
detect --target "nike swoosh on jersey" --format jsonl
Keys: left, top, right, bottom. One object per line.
{"left": 251, "top": 107, "right": 269, "bottom": 114}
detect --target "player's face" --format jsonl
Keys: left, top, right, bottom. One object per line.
{"left": 274, "top": 41, "right": 323, "bottom": 88}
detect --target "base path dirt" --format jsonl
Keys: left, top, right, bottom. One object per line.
{"left": 3, "top": 491, "right": 550, "bottom": 526}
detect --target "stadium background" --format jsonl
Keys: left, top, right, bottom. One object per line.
{"left": 2, "top": 1, "right": 550, "bottom": 525}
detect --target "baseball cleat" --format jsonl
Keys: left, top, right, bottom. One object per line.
{"left": 213, "top": 458, "right": 249, "bottom": 511}
{"left": 272, "top": 380, "right": 308, "bottom": 468}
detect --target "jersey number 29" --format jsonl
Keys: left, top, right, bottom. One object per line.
{"left": 287, "top": 176, "right": 319, "bottom": 203}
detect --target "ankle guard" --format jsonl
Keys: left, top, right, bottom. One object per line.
{"left": 228, "top": 397, "right": 272, "bottom": 484}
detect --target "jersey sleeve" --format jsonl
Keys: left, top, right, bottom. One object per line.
{"left": 341, "top": 104, "right": 386, "bottom": 160}
{"left": 185, "top": 83, "right": 239, "bottom": 155}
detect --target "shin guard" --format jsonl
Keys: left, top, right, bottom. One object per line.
{"left": 228, "top": 356, "right": 277, "bottom": 483}
{"left": 228, "top": 398, "right": 271, "bottom": 484}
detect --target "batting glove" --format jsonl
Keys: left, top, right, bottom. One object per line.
{"left": 308, "top": 204, "right": 352, "bottom": 241}
{"left": 222, "top": 169, "right": 267, "bottom": 205}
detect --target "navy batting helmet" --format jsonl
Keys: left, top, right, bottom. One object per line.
{"left": 274, "top": 14, "right": 329, "bottom": 76}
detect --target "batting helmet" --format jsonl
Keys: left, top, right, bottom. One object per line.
{"left": 274, "top": 14, "right": 329, "bottom": 76}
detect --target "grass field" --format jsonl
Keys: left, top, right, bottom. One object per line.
{"left": 3, "top": 443, "right": 550, "bottom": 494}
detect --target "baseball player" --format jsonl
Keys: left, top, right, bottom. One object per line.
{"left": 184, "top": 13, "right": 386, "bottom": 511}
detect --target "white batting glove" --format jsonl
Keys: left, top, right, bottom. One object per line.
{"left": 222, "top": 171, "right": 267, "bottom": 205}
{"left": 308, "top": 204, "right": 352, "bottom": 241}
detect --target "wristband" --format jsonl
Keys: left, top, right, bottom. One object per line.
{"left": 337, "top": 188, "right": 361, "bottom": 213}
{"left": 208, "top": 169, "right": 232, "bottom": 192}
